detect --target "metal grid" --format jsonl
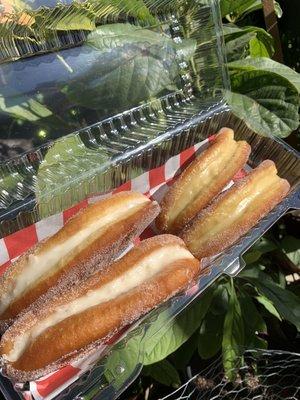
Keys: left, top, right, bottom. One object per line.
{"left": 160, "top": 350, "right": 300, "bottom": 400}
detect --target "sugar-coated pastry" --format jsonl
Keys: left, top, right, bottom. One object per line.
{"left": 0, "top": 235, "right": 200, "bottom": 381}
{"left": 181, "top": 160, "right": 290, "bottom": 259}
{"left": 0, "top": 192, "right": 160, "bottom": 331}
{"left": 156, "top": 128, "right": 251, "bottom": 233}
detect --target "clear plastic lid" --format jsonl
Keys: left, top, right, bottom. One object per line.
{"left": 0, "top": 0, "right": 230, "bottom": 236}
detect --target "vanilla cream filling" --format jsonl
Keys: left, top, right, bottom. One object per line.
{"left": 6, "top": 245, "right": 194, "bottom": 362}
{"left": 0, "top": 197, "right": 149, "bottom": 315}
{"left": 194, "top": 173, "right": 279, "bottom": 241}
{"left": 169, "top": 142, "right": 237, "bottom": 222}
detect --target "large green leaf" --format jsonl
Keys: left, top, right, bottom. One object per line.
{"left": 240, "top": 269, "right": 300, "bottom": 330}
{"left": 143, "top": 288, "right": 214, "bottom": 365}
{"left": 222, "top": 281, "right": 244, "bottom": 380}
{"left": 104, "top": 334, "right": 144, "bottom": 390}
{"left": 239, "top": 290, "right": 267, "bottom": 349}
{"left": 198, "top": 311, "right": 224, "bottom": 359}
{"left": 143, "top": 359, "right": 180, "bottom": 387}
{"left": 170, "top": 332, "right": 198, "bottom": 371}
{"left": 223, "top": 25, "right": 274, "bottom": 60}
{"left": 224, "top": 69, "right": 299, "bottom": 138}
{"left": 36, "top": 135, "right": 109, "bottom": 218}
{"left": 220, "top": 0, "right": 257, "bottom": 18}
{"left": 62, "top": 24, "right": 195, "bottom": 113}
{"left": 228, "top": 57, "right": 300, "bottom": 93}
{"left": 220, "top": 0, "right": 282, "bottom": 21}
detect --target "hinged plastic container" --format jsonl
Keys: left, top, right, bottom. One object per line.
{"left": 0, "top": 1, "right": 299, "bottom": 399}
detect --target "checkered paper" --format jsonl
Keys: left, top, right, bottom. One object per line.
{"left": 0, "top": 135, "right": 246, "bottom": 400}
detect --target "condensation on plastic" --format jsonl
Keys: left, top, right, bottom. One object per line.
{"left": 0, "top": 1, "right": 300, "bottom": 400}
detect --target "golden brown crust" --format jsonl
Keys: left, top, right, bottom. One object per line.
{"left": 0, "top": 235, "right": 200, "bottom": 381}
{"left": 181, "top": 160, "right": 290, "bottom": 259}
{"left": 0, "top": 192, "right": 160, "bottom": 330}
{"left": 156, "top": 128, "right": 251, "bottom": 233}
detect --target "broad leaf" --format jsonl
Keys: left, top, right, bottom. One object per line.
{"left": 222, "top": 281, "right": 244, "bottom": 381}
{"left": 143, "top": 360, "right": 180, "bottom": 387}
{"left": 62, "top": 24, "right": 196, "bottom": 113}
{"left": 228, "top": 57, "right": 300, "bottom": 93}
{"left": 36, "top": 135, "right": 109, "bottom": 218}
{"left": 198, "top": 311, "right": 224, "bottom": 359}
{"left": 104, "top": 334, "right": 144, "bottom": 390}
{"left": 224, "top": 68, "right": 299, "bottom": 138}
{"left": 143, "top": 288, "right": 214, "bottom": 365}
{"left": 220, "top": 0, "right": 258, "bottom": 18}
{"left": 223, "top": 25, "right": 274, "bottom": 60}
{"left": 170, "top": 332, "right": 198, "bottom": 371}
{"left": 239, "top": 290, "right": 267, "bottom": 349}
{"left": 240, "top": 269, "right": 300, "bottom": 330}
{"left": 255, "top": 295, "right": 282, "bottom": 320}
{"left": 249, "top": 36, "right": 271, "bottom": 58}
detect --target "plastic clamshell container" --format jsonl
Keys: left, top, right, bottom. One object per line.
{"left": 0, "top": 1, "right": 299, "bottom": 400}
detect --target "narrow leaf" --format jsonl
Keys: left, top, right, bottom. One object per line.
{"left": 222, "top": 281, "right": 244, "bottom": 381}
{"left": 143, "top": 288, "right": 214, "bottom": 365}
{"left": 198, "top": 311, "right": 224, "bottom": 359}
{"left": 255, "top": 295, "right": 282, "bottom": 320}
{"left": 240, "top": 269, "right": 300, "bottom": 330}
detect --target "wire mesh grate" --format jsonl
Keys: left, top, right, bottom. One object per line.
{"left": 159, "top": 350, "right": 300, "bottom": 400}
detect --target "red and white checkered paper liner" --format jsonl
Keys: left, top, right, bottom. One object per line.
{"left": 0, "top": 135, "right": 247, "bottom": 400}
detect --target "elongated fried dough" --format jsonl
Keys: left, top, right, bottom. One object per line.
{"left": 0, "top": 192, "right": 160, "bottom": 331}
{"left": 181, "top": 160, "right": 290, "bottom": 259}
{"left": 156, "top": 128, "right": 251, "bottom": 233}
{"left": 0, "top": 235, "right": 200, "bottom": 381}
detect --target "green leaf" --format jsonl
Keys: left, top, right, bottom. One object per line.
{"left": 222, "top": 281, "right": 244, "bottom": 381}
{"left": 220, "top": 0, "right": 258, "bottom": 18}
{"left": 255, "top": 295, "right": 282, "bottom": 320}
{"left": 225, "top": 32, "right": 255, "bottom": 62}
{"left": 228, "top": 57, "right": 300, "bottom": 93}
{"left": 198, "top": 311, "right": 224, "bottom": 359}
{"left": 223, "top": 25, "right": 274, "bottom": 60}
{"left": 170, "top": 332, "right": 198, "bottom": 371}
{"left": 281, "top": 236, "right": 300, "bottom": 267}
{"left": 240, "top": 269, "right": 300, "bottom": 330}
{"left": 210, "top": 283, "right": 229, "bottom": 315}
{"left": 143, "top": 360, "right": 180, "bottom": 387}
{"left": 62, "top": 24, "right": 195, "bottom": 112}
{"left": 244, "top": 237, "right": 277, "bottom": 264}
{"left": 143, "top": 288, "right": 214, "bottom": 365}
{"left": 36, "top": 135, "right": 109, "bottom": 218}
{"left": 239, "top": 290, "right": 267, "bottom": 349}
{"left": 104, "top": 333, "right": 144, "bottom": 390}
{"left": 249, "top": 36, "right": 270, "bottom": 58}
{"left": 224, "top": 68, "right": 299, "bottom": 138}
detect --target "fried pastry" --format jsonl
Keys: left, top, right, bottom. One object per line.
{"left": 181, "top": 160, "right": 290, "bottom": 259}
{"left": 0, "top": 192, "right": 160, "bottom": 331}
{"left": 0, "top": 235, "right": 200, "bottom": 381}
{"left": 156, "top": 128, "right": 251, "bottom": 233}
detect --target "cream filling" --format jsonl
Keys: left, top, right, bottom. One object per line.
{"left": 195, "top": 173, "right": 279, "bottom": 241}
{"left": 169, "top": 142, "right": 237, "bottom": 222}
{"left": 6, "top": 245, "right": 194, "bottom": 362}
{"left": 0, "top": 197, "right": 149, "bottom": 315}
